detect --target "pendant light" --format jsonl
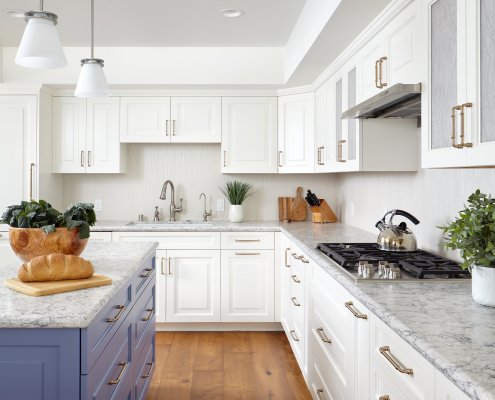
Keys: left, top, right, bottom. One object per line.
{"left": 15, "top": 0, "right": 67, "bottom": 69}
{"left": 74, "top": 0, "right": 110, "bottom": 97}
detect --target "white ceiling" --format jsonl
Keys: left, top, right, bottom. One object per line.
{"left": 0, "top": 0, "right": 306, "bottom": 47}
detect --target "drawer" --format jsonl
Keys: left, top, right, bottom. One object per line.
{"left": 221, "top": 232, "right": 274, "bottom": 249}
{"left": 132, "top": 282, "right": 155, "bottom": 360}
{"left": 113, "top": 231, "right": 220, "bottom": 249}
{"left": 135, "top": 332, "right": 155, "bottom": 400}
{"left": 81, "top": 282, "right": 133, "bottom": 374}
{"left": 370, "top": 358, "right": 416, "bottom": 400}
{"left": 134, "top": 256, "right": 155, "bottom": 298}
{"left": 370, "top": 314, "right": 435, "bottom": 399}
{"left": 310, "top": 357, "right": 332, "bottom": 400}
{"left": 81, "top": 320, "right": 132, "bottom": 400}
{"left": 287, "top": 322, "right": 305, "bottom": 370}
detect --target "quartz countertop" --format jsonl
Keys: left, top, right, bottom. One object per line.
{"left": 0, "top": 242, "right": 158, "bottom": 329}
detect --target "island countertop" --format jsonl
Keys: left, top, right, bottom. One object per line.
{"left": 0, "top": 242, "right": 158, "bottom": 329}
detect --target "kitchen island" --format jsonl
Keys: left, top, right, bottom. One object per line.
{"left": 92, "top": 220, "right": 495, "bottom": 400}
{"left": 0, "top": 241, "right": 158, "bottom": 400}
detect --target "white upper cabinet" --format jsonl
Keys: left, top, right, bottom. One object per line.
{"left": 221, "top": 97, "right": 277, "bottom": 173}
{"left": 360, "top": 0, "right": 422, "bottom": 102}
{"left": 278, "top": 92, "right": 315, "bottom": 173}
{"left": 120, "top": 96, "right": 221, "bottom": 143}
{"left": 314, "top": 79, "right": 335, "bottom": 172}
{"left": 53, "top": 97, "right": 125, "bottom": 174}
{"left": 422, "top": 0, "right": 495, "bottom": 167}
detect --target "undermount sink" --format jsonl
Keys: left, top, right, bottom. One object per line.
{"left": 126, "top": 220, "right": 212, "bottom": 226}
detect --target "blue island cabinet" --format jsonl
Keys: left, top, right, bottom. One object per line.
{"left": 0, "top": 256, "right": 156, "bottom": 400}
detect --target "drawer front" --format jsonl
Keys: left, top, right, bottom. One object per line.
{"left": 81, "top": 282, "right": 133, "bottom": 374}
{"left": 287, "top": 321, "right": 305, "bottom": 370}
{"left": 132, "top": 282, "right": 155, "bottom": 360}
{"left": 370, "top": 358, "right": 415, "bottom": 400}
{"left": 135, "top": 332, "right": 155, "bottom": 400}
{"left": 134, "top": 256, "right": 155, "bottom": 298}
{"left": 370, "top": 314, "right": 434, "bottom": 399}
{"left": 221, "top": 231, "right": 274, "bottom": 249}
{"left": 113, "top": 231, "right": 220, "bottom": 249}
{"left": 82, "top": 320, "right": 132, "bottom": 400}
{"left": 311, "top": 358, "right": 332, "bottom": 400}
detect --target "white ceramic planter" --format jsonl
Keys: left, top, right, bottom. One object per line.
{"left": 471, "top": 265, "right": 495, "bottom": 307}
{"left": 229, "top": 205, "right": 244, "bottom": 223}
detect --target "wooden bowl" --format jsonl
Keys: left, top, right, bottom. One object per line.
{"left": 9, "top": 227, "right": 88, "bottom": 262}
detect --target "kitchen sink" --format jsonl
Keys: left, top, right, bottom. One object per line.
{"left": 126, "top": 220, "right": 212, "bottom": 226}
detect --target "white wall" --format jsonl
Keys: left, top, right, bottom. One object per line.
{"left": 63, "top": 144, "right": 338, "bottom": 222}
{"left": 335, "top": 168, "right": 495, "bottom": 260}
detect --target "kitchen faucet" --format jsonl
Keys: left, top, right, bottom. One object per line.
{"left": 159, "top": 180, "right": 182, "bottom": 221}
{"left": 199, "top": 193, "right": 212, "bottom": 222}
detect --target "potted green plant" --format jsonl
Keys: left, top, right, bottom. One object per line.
{"left": 440, "top": 190, "right": 495, "bottom": 306}
{"left": 1, "top": 200, "right": 96, "bottom": 262}
{"left": 220, "top": 181, "right": 253, "bottom": 223}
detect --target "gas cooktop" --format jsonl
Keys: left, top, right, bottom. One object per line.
{"left": 317, "top": 243, "right": 471, "bottom": 281}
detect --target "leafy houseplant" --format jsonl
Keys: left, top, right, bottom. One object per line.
{"left": 220, "top": 181, "right": 253, "bottom": 223}
{"left": 440, "top": 189, "right": 495, "bottom": 306}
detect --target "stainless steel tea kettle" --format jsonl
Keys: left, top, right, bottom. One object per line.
{"left": 375, "top": 209, "right": 420, "bottom": 252}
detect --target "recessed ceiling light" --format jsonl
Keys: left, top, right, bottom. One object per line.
{"left": 219, "top": 8, "right": 244, "bottom": 18}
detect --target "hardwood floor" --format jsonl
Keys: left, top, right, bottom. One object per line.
{"left": 146, "top": 331, "right": 312, "bottom": 400}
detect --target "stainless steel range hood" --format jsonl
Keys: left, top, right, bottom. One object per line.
{"left": 342, "top": 83, "right": 421, "bottom": 119}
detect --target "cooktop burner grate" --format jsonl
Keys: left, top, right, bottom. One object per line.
{"left": 317, "top": 243, "right": 470, "bottom": 279}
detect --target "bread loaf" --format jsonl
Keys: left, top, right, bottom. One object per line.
{"left": 18, "top": 253, "right": 94, "bottom": 282}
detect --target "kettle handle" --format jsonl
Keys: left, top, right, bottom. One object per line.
{"left": 392, "top": 209, "right": 420, "bottom": 225}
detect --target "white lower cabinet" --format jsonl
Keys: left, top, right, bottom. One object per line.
{"left": 434, "top": 370, "right": 470, "bottom": 400}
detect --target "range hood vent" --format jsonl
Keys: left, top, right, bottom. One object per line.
{"left": 342, "top": 83, "right": 421, "bottom": 119}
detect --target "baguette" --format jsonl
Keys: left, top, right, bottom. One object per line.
{"left": 18, "top": 253, "right": 94, "bottom": 282}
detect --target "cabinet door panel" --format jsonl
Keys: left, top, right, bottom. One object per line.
{"left": 221, "top": 97, "right": 277, "bottom": 173}
{"left": 221, "top": 250, "right": 274, "bottom": 322}
{"left": 52, "top": 97, "right": 86, "bottom": 173}
{"left": 166, "top": 250, "right": 220, "bottom": 322}
{"left": 171, "top": 97, "right": 221, "bottom": 143}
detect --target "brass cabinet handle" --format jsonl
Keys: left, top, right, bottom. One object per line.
{"left": 319, "top": 146, "right": 325, "bottom": 165}
{"left": 289, "top": 330, "right": 300, "bottom": 342}
{"left": 317, "top": 146, "right": 322, "bottom": 165}
{"left": 291, "top": 252, "right": 299, "bottom": 259}
{"left": 168, "top": 257, "right": 172, "bottom": 275}
{"left": 234, "top": 239, "right": 261, "bottom": 242}
{"left": 140, "top": 268, "right": 152, "bottom": 278}
{"left": 108, "top": 361, "right": 129, "bottom": 385}
{"left": 172, "top": 119, "right": 176, "bottom": 136}
{"left": 165, "top": 119, "right": 169, "bottom": 136}
{"left": 161, "top": 257, "right": 165, "bottom": 275}
{"left": 451, "top": 105, "right": 463, "bottom": 148}
{"left": 291, "top": 274, "right": 301, "bottom": 283}
{"left": 460, "top": 103, "right": 473, "bottom": 148}
{"left": 80, "top": 150, "right": 85, "bottom": 167}
{"left": 141, "top": 307, "right": 154, "bottom": 321}
{"left": 278, "top": 150, "right": 283, "bottom": 167}
{"left": 379, "top": 396, "right": 390, "bottom": 400}
{"left": 29, "top": 163, "right": 35, "bottom": 201}
{"left": 379, "top": 56, "right": 388, "bottom": 87}
{"left": 291, "top": 297, "right": 301, "bottom": 307}
{"left": 379, "top": 346, "right": 414, "bottom": 375}
{"left": 300, "top": 256, "right": 310, "bottom": 264}
{"left": 316, "top": 327, "right": 331, "bottom": 343}
{"left": 223, "top": 150, "right": 227, "bottom": 167}
{"left": 375, "top": 59, "right": 381, "bottom": 88}
{"left": 344, "top": 301, "right": 368, "bottom": 319}
{"left": 106, "top": 304, "right": 126, "bottom": 322}
{"left": 337, "top": 140, "right": 347, "bottom": 163}
{"left": 316, "top": 389, "right": 325, "bottom": 400}
{"left": 141, "top": 362, "right": 154, "bottom": 379}
{"left": 285, "top": 247, "right": 291, "bottom": 267}
{"left": 87, "top": 150, "right": 92, "bottom": 167}
{"left": 235, "top": 252, "right": 261, "bottom": 256}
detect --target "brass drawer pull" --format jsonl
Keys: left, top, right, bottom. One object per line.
{"left": 168, "top": 257, "right": 172, "bottom": 275}
{"left": 291, "top": 297, "right": 301, "bottom": 307}
{"left": 142, "top": 362, "right": 154, "bottom": 378}
{"left": 344, "top": 301, "right": 368, "bottom": 319}
{"left": 140, "top": 268, "right": 152, "bottom": 278}
{"left": 141, "top": 308, "right": 154, "bottom": 321}
{"left": 459, "top": 103, "right": 473, "bottom": 148}
{"left": 378, "top": 56, "right": 388, "bottom": 87}
{"left": 235, "top": 252, "right": 261, "bottom": 256}
{"left": 379, "top": 346, "right": 414, "bottom": 375}
{"left": 108, "top": 361, "right": 129, "bottom": 385}
{"left": 165, "top": 119, "right": 169, "bottom": 136}
{"left": 451, "top": 105, "right": 462, "bottom": 148}
{"left": 291, "top": 275, "right": 301, "bottom": 283}
{"left": 375, "top": 59, "right": 380, "bottom": 88}
{"left": 106, "top": 305, "right": 125, "bottom": 322}
{"left": 289, "top": 330, "right": 299, "bottom": 342}
{"left": 172, "top": 119, "right": 176, "bottom": 136}
{"left": 161, "top": 257, "right": 165, "bottom": 275}
{"left": 234, "top": 238, "right": 261, "bottom": 242}
{"left": 379, "top": 396, "right": 390, "bottom": 400}
{"left": 285, "top": 247, "right": 290, "bottom": 267}
{"left": 316, "top": 328, "right": 331, "bottom": 343}
{"left": 316, "top": 388, "right": 325, "bottom": 400}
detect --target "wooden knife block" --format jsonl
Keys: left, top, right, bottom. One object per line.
{"left": 309, "top": 199, "right": 337, "bottom": 223}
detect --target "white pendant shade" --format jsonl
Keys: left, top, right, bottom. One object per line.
{"left": 15, "top": 17, "right": 67, "bottom": 69}
{"left": 75, "top": 61, "right": 110, "bottom": 97}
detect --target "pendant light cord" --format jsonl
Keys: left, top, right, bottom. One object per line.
{"left": 91, "top": 0, "right": 94, "bottom": 59}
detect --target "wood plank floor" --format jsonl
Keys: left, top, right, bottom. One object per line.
{"left": 146, "top": 331, "right": 312, "bottom": 400}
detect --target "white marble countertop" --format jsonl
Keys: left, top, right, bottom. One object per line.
{"left": 92, "top": 219, "right": 494, "bottom": 400}
{"left": 0, "top": 242, "right": 158, "bottom": 329}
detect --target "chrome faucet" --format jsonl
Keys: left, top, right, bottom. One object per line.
{"left": 159, "top": 180, "right": 183, "bottom": 221}
{"left": 199, "top": 193, "right": 212, "bottom": 222}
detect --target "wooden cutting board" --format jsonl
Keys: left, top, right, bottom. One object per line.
{"left": 290, "top": 187, "right": 307, "bottom": 221}
{"left": 4, "top": 274, "right": 112, "bottom": 297}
